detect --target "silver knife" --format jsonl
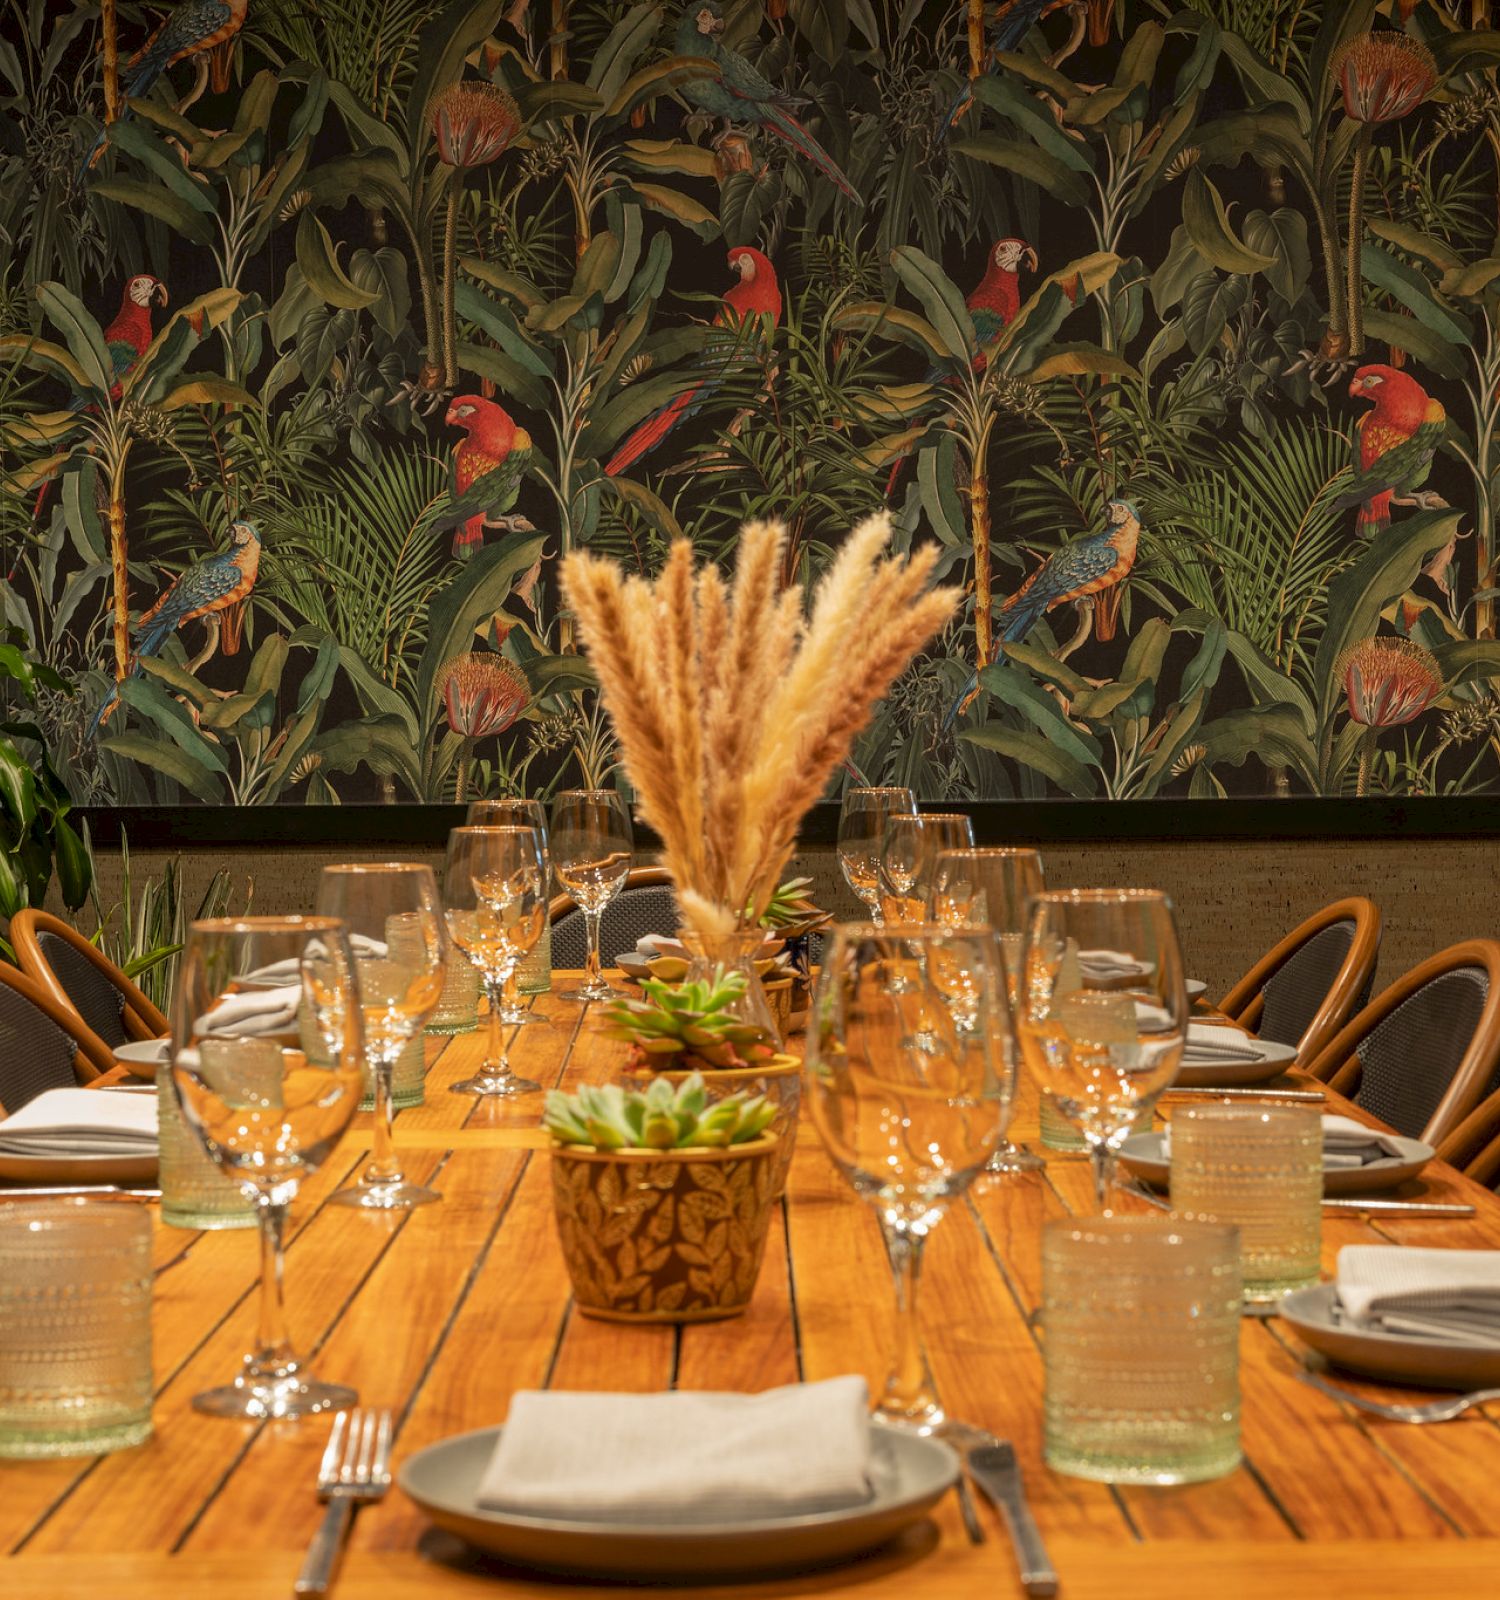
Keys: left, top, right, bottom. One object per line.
{"left": 1320, "top": 1198, "right": 1475, "bottom": 1216}
{"left": 965, "top": 1441, "right": 1058, "bottom": 1597}
{"left": 0, "top": 1186, "right": 160, "bottom": 1199}
{"left": 1166, "top": 1086, "right": 1325, "bottom": 1102}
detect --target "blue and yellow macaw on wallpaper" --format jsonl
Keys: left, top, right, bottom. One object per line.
{"left": 942, "top": 0, "right": 1084, "bottom": 136}
{"left": 677, "top": 2, "right": 861, "bottom": 204}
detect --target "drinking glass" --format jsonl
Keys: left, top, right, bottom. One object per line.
{"left": 0, "top": 1198, "right": 153, "bottom": 1457}
{"left": 444, "top": 825, "right": 548, "bottom": 1095}
{"left": 467, "top": 798, "right": 552, "bottom": 1023}
{"left": 805, "top": 923, "right": 1010, "bottom": 1433}
{"left": 550, "top": 789, "right": 633, "bottom": 1001}
{"left": 929, "top": 847, "right": 1045, "bottom": 1174}
{"left": 836, "top": 787, "right": 916, "bottom": 924}
{"left": 171, "top": 916, "right": 364, "bottom": 1418}
{"left": 878, "top": 813, "right": 974, "bottom": 923}
{"left": 1018, "top": 889, "right": 1186, "bottom": 1212}
{"left": 1170, "top": 1104, "right": 1323, "bottom": 1300}
{"left": 318, "top": 864, "right": 448, "bottom": 1211}
{"left": 1042, "top": 1217, "right": 1242, "bottom": 1484}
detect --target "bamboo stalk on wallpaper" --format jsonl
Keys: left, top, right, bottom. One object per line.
{"left": 560, "top": 515, "right": 958, "bottom": 936}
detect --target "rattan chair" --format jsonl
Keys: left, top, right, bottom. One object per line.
{"left": 0, "top": 963, "right": 114, "bottom": 1113}
{"left": 1436, "top": 1088, "right": 1500, "bottom": 1189}
{"left": 1219, "top": 897, "right": 1381, "bottom": 1063}
{"left": 10, "top": 909, "right": 169, "bottom": 1047}
{"left": 549, "top": 867, "right": 678, "bottom": 969}
{"left": 1303, "top": 940, "right": 1500, "bottom": 1148}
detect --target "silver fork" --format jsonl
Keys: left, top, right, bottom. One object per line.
{"left": 293, "top": 1407, "right": 393, "bottom": 1597}
{"left": 1292, "top": 1366, "right": 1500, "bottom": 1423}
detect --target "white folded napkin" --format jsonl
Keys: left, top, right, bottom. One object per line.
{"left": 0, "top": 1087, "right": 157, "bottom": 1156}
{"left": 243, "top": 932, "right": 387, "bottom": 982}
{"left": 198, "top": 985, "right": 301, "bottom": 1037}
{"left": 1079, "top": 948, "right": 1152, "bottom": 979}
{"left": 476, "top": 1377, "right": 874, "bottom": 1522}
{"left": 1321, "top": 1114, "right": 1409, "bottom": 1169}
{"left": 1336, "top": 1246, "right": 1500, "bottom": 1345}
{"left": 1183, "top": 1021, "right": 1264, "bottom": 1063}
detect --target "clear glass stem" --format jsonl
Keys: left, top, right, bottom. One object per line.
{"left": 503, "top": 965, "right": 522, "bottom": 1015}
{"left": 877, "top": 1222, "right": 942, "bottom": 1429}
{"left": 484, "top": 976, "right": 510, "bottom": 1074}
{"left": 864, "top": 892, "right": 885, "bottom": 929}
{"left": 249, "top": 1197, "right": 295, "bottom": 1384}
{"left": 363, "top": 1054, "right": 403, "bottom": 1188}
{"left": 583, "top": 907, "right": 604, "bottom": 990}
{"left": 1087, "top": 1136, "right": 1118, "bottom": 1215}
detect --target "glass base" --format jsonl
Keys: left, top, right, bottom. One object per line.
{"left": 985, "top": 1142, "right": 1045, "bottom": 1174}
{"left": 555, "top": 981, "right": 618, "bottom": 1003}
{"left": 493, "top": 1005, "right": 552, "bottom": 1027}
{"left": 162, "top": 1205, "right": 257, "bottom": 1231}
{"left": 872, "top": 1396, "right": 945, "bottom": 1436}
{"left": 1046, "top": 1436, "right": 1242, "bottom": 1486}
{"left": 450, "top": 1073, "right": 541, "bottom": 1097}
{"left": 0, "top": 1413, "right": 152, "bottom": 1459}
{"left": 358, "top": 1085, "right": 426, "bottom": 1112}
{"left": 329, "top": 1179, "right": 442, "bottom": 1210}
{"left": 426, "top": 1017, "right": 477, "bottom": 1036}
{"left": 193, "top": 1374, "right": 357, "bottom": 1421}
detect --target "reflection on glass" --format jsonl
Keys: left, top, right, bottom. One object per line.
{"left": 878, "top": 813, "right": 975, "bottom": 924}
{"left": 550, "top": 789, "right": 634, "bottom": 1002}
{"left": 836, "top": 788, "right": 916, "bottom": 924}
{"left": 466, "top": 799, "right": 553, "bottom": 1023}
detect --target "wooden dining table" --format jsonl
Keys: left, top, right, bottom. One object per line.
{"left": 6, "top": 977, "right": 1500, "bottom": 1598}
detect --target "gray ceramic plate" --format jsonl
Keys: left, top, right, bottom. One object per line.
{"left": 398, "top": 1424, "right": 958, "bottom": 1580}
{"left": 113, "top": 1039, "right": 171, "bottom": 1078}
{"left": 1174, "top": 1035, "right": 1298, "bottom": 1088}
{"left": 1118, "top": 1130, "right": 1435, "bottom": 1195}
{"left": 1279, "top": 1283, "right": 1500, "bottom": 1389}
{"left": 1186, "top": 979, "right": 1208, "bottom": 1000}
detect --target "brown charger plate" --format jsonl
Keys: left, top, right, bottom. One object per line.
{"left": 399, "top": 1424, "right": 957, "bottom": 1580}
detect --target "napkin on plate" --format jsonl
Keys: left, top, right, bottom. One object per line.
{"left": 243, "top": 932, "right": 387, "bottom": 983}
{"left": 475, "top": 1377, "right": 874, "bottom": 1522}
{"left": 0, "top": 1087, "right": 157, "bottom": 1157}
{"left": 1335, "top": 1246, "right": 1500, "bottom": 1345}
{"left": 1182, "top": 1021, "right": 1264, "bottom": 1064}
{"left": 198, "top": 985, "right": 301, "bottom": 1037}
{"left": 1079, "top": 948, "right": 1151, "bottom": 979}
{"left": 1321, "top": 1114, "right": 1409, "bottom": 1169}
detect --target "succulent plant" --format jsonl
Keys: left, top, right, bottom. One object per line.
{"left": 755, "top": 876, "right": 832, "bottom": 939}
{"left": 544, "top": 1073, "right": 776, "bottom": 1150}
{"left": 601, "top": 967, "right": 779, "bottom": 1072}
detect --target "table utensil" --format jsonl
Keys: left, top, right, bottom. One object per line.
{"left": 1043, "top": 1216, "right": 1242, "bottom": 1484}
{"left": 877, "top": 812, "right": 973, "bottom": 923}
{"left": 805, "top": 923, "right": 1011, "bottom": 1432}
{"left": 1319, "top": 1197, "right": 1474, "bottom": 1214}
{"left": 1291, "top": 1366, "right": 1500, "bottom": 1423}
{"left": 171, "top": 916, "right": 363, "bottom": 1419}
{"left": 443, "top": 826, "right": 547, "bottom": 1096}
{"left": 397, "top": 1422, "right": 957, "bottom": 1580}
{"left": 294, "top": 1407, "right": 393, "bottom": 1597}
{"left": 319, "top": 864, "right": 447, "bottom": 1208}
{"left": 964, "top": 1440, "right": 1059, "bottom": 1598}
{"left": 1164, "top": 1086, "right": 1325, "bottom": 1102}
{"left": 466, "top": 799, "right": 553, "bottom": 1020}
{"left": 0, "top": 1185, "right": 160, "bottom": 1198}
{"left": 836, "top": 787, "right": 915, "bottom": 926}
{"left": 549, "top": 789, "right": 633, "bottom": 1002}
{"left": 929, "top": 846, "right": 1046, "bottom": 1175}
{"left": 1019, "top": 889, "right": 1187, "bottom": 1212}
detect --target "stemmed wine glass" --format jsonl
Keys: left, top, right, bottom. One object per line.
{"left": 466, "top": 798, "right": 551, "bottom": 1026}
{"left": 443, "top": 826, "right": 548, "bottom": 1097}
{"left": 170, "top": 916, "right": 364, "bottom": 1418}
{"left": 878, "top": 812, "right": 975, "bottom": 922}
{"left": 805, "top": 923, "right": 1011, "bottom": 1434}
{"left": 550, "top": 789, "right": 633, "bottom": 1002}
{"left": 929, "top": 847, "right": 1046, "bottom": 1174}
{"left": 1017, "top": 889, "right": 1187, "bottom": 1212}
{"left": 319, "top": 864, "right": 448, "bottom": 1211}
{"left": 836, "top": 787, "right": 916, "bottom": 924}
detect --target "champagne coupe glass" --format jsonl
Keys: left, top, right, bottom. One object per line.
{"left": 1018, "top": 889, "right": 1187, "bottom": 1212}
{"left": 837, "top": 787, "right": 916, "bottom": 924}
{"left": 805, "top": 923, "right": 1011, "bottom": 1433}
{"left": 929, "top": 847, "right": 1046, "bottom": 1174}
{"left": 171, "top": 917, "right": 364, "bottom": 1419}
{"left": 550, "top": 789, "right": 633, "bottom": 1002}
{"left": 467, "top": 799, "right": 551, "bottom": 1026}
{"left": 878, "top": 813, "right": 975, "bottom": 922}
{"left": 443, "top": 826, "right": 548, "bottom": 1096}
{"left": 319, "top": 864, "right": 448, "bottom": 1211}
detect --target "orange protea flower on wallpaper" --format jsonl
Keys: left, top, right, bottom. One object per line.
{"left": 1339, "top": 637, "right": 1443, "bottom": 729}
{"left": 439, "top": 652, "right": 530, "bottom": 738}
{"left": 1332, "top": 33, "right": 1438, "bottom": 125}
{"left": 431, "top": 82, "right": 522, "bottom": 168}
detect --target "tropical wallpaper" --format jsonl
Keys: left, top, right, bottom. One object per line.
{"left": 4, "top": 0, "right": 1500, "bottom": 807}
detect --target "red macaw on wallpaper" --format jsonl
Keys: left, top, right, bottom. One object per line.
{"left": 1342, "top": 365, "right": 1447, "bottom": 539}
{"left": 446, "top": 395, "right": 534, "bottom": 559}
{"left": 604, "top": 247, "right": 782, "bottom": 478}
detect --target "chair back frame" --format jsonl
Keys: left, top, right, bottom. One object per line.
{"left": 10, "top": 909, "right": 169, "bottom": 1040}
{"left": 548, "top": 865, "right": 676, "bottom": 925}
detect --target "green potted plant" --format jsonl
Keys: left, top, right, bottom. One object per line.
{"left": 544, "top": 1075, "right": 780, "bottom": 1324}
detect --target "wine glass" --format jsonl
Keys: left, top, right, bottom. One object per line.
{"left": 805, "top": 923, "right": 1011, "bottom": 1433}
{"left": 170, "top": 916, "right": 364, "bottom": 1419}
{"left": 443, "top": 826, "right": 549, "bottom": 1096}
{"left": 837, "top": 787, "right": 916, "bottom": 924}
{"left": 466, "top": 798, "right": 552, "bottom": 1026}
{"left": 929, "top": 847, "right": 1046, "bottom": 1174}
{"left": 318, "top": 864, "right": 448, "bottom": 1211}
{"left": 878, "top": 812, "right": 975, "bottom": 922}
{"left": 1018, "top": 889, "right": 1187, "bottom": 1212}
{"left": 550, "top": 788, "right": 633, "bottom": 1002}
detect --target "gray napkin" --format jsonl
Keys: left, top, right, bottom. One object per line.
{"left": 0, "top": 1087, "right": 157, "bottom": 1156}
{"left": 1321, "top": 1114, "right": 1409, "bottom": 1169}
{"left": 1182, "top": 1022, "right": 1263, "bottom": 1064}
{"left": 476, "top": 1377, "right": 874, "bottom": 1522}
{"left": 198, "top": 985, "right": 301, "bottom": 1037}
{"left": 1336, "top": 1246, "right": 1500, "bottom": 1345}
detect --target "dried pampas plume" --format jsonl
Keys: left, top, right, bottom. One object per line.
{"left": 561, "top": 515, "right": 958, "bottom": 935}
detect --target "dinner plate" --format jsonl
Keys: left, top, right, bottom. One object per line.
{"left": 1186, "top": 978, "right": 1207, "bottom": 1000}
{"left": 399, "top": 1423, "right": 958, "bottom": 1580}
{"left": 113, "top": 1039, "right": 170, "bottom": 1078}
{"left": 1117, "top": 1130, "right": 1435, "bottom": 1195}
{"left": 1279, "top": 1283, "right": 1500, "bottom": 1390}
{"left": 1175, "top": 1035, "right": 1298, "bottom": 1088}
